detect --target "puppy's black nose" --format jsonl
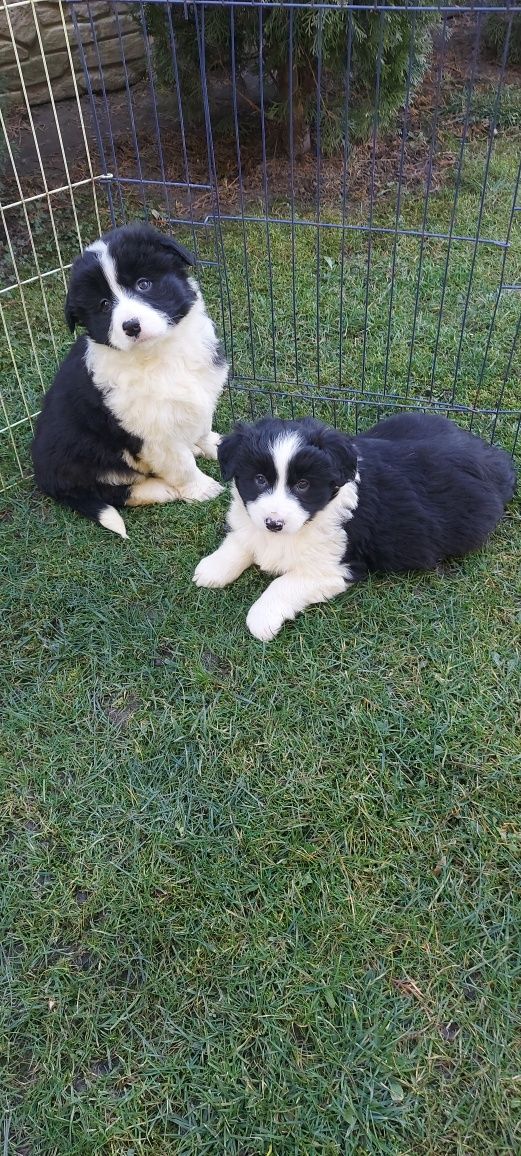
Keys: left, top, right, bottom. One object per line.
{"left": 122, "top": 318, "right": 141, "bottom": 338}
{"left": 265, "top": 517, "right": 284, "bottom": 532}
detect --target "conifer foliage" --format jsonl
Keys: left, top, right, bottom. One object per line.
{"left": 145, "top": 2, "right": 436, "bottom": 156}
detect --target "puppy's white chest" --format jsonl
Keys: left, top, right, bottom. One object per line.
{"left": 98, "top": 359, "right": 209, "bottom": 440}
{"left": 85, "top": 321, "right": 225, "bottom": 449}
{"left": 229, "top": 489, "right": 353, "bottom": 579}
{"left": 252, "top": 523, "right": 346, "bottom": 577}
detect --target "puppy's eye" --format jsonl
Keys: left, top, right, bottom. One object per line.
{"left": 254, "top": 473, "right": 268, "bottom": 489}
{"left": 136, "top": 278, "right": 152, "bottom": 293}
{"left": 294, "top": 479, "right": 310, "bottom": 493}
{"left": 99, "top": 299, "right": 111, "bottom": 313}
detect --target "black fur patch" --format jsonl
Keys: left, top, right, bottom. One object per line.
{"left": 31, "top": 336, "right": 142, "bottom": 513}
{"left": 347, "top": 412, "right": 516, "bottom": 577}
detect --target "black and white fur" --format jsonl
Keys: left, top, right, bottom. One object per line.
{"left": 31, "top": 222, "right": 228, "bottom": 537}
{"left": 193, "top": 412, "right": 516, "bottom": 641}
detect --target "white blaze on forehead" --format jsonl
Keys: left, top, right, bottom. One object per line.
{"left": 247, "top": 429, "right": 309, "bottom": 535}
{"left": 85, "top": 239, "right": 121, "bottom": 298}
{"left": 271, "top": 431, "right": 303, "bottom": 490}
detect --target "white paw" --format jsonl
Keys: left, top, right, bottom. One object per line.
{"left": 148, "top": 481, "right": 180, "bottom": 503}
{"left": 178, "top": 475, "right": 224, "bottom": 503}
{"left": 126, "top": 478, "right": 180, "bottom": 507}
{"left": 196, "top": 431, "right": 222, "bottom": 461}
{"left": 246, "top": 600, "right": 286, "bottom": 642}
{"left": 193, "top": 552, "right": 231, "bottom": 588}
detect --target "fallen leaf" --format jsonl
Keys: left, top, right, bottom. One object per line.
{"left": 392, "top": 978, "right": 424, "bottom": 1001}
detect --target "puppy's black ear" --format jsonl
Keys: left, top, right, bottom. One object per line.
{"left": 159, "top": 233, "right": 195, "bottom": 267}
{"left": 217, "top": 424, "right": 248, "bottom": 481}
{"left": 64, "top": 289, "right": 78, "bottom": 333}
{"left": 313, "top": 426, "right": 358, "bottom": 486}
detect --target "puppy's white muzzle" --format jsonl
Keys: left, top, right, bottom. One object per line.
{"left": 247, "top": 491, "right": 310, "bottom": 535}
{"left": 109, "top": 297, "right": 170, "bottom": 351}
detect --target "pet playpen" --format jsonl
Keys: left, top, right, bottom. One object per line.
{"left": 1, "top": 0, "right": 520, "bottom": 497}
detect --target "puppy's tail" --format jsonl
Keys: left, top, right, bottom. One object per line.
{"left": 59, "top": 494, "right": 128, "bottom": 538}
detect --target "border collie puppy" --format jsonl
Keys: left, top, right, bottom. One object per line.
{"left": 193, "top": 412, "right": 516, "bottom": 641}
{"left": 31, "top": 223, "right": 228, "bottom": 537}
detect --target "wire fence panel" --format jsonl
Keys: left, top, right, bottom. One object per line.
{"left": 1, "top": 0, "right": 520, "bottom": 493}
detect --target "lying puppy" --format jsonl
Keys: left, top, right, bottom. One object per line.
{"left": 193, "top": 412, "right": 516, "bottom": 640}
{"left": 32, "top": 222, "right": 228, "bottom": 537}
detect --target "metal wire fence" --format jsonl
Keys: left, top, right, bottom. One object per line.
{"left": 1, "top": 0, "right": 520, "bottom": 494}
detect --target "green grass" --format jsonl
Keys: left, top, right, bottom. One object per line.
{"left": 1, "top": 127, "right": 521, "bottom": 1153}
{"left": 1, "top": 484, "right": 520, "bottom": 1154}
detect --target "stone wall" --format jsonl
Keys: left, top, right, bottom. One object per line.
{"left": 0, "top": 0, "right": 144, "bottom": 106}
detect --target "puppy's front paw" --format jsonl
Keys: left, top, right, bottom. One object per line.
{"left": 246, "top": 599, "right": 286, "bottom": 642}
{"left": 193, "top": 552, "right": 230, "bottom": 588}
{"left": 196, "top": 431, "right": 222, "bottom": 461}
{"left": 178, "top": 475, "right": 224, "bottom": 503}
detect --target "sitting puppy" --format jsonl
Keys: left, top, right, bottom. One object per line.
{"left": 193, "top": 411, "right": 516, "bottom": 641}
{"left": 32, "top": 222, "right": 228, "bottom": 537}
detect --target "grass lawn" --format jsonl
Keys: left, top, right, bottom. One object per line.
{"left": 1, "top": 480, "right": 520, "bottom": 1155}
{"left": 1, "top": 121, "right": 521, "bottom": 1152}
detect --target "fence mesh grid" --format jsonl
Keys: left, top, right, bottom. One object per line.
{"left": 1, "top": 0, "right": 520, "bottom": 495}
